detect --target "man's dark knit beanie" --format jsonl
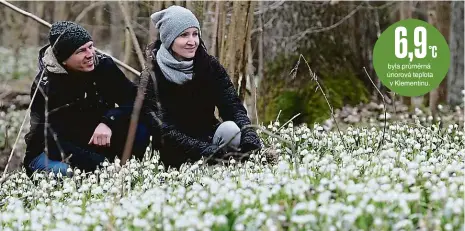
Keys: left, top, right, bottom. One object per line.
{"left": 48, "top": 21, "right": 93, "bottom": 62}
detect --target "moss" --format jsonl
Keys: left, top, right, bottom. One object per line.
{"left": 259, "top": 23, "right": 373, "bottom": 125}
{"left": 265, "top": 90, "right": 303, "bottom": 123}
{"left": 260, "top": 62, "right": 369, "bottom": 125}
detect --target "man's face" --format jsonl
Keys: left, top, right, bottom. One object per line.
{"left": 62, "top": 41, "right": 95, "bottom": 72}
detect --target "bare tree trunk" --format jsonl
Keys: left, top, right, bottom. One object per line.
{"left": 246, "top": 8, "right": 256, "bottom": 123}
{"left": 242, "top": 1, "right": 255, "bottom": 102}
{"left": 448, "top": 1, "right": 464, "bottom": 106}
{"left": 427, "top": 2, "right": 451, "bottom": 119}
{"left": 26, "top": 1, "right": 39, "bottom": 46}
{"left": 122, "top": 1, "right": 134, "bottom": 80}
{"left": 148, "top": 1, "right": 163, "bottom": 45}
{"left": 202, "top": 1, "right": 215, "bottom": 50}
{"left": 163, "top": 1, "right": 173, "bottom": 8}
{"left": 399, "top": 1, "right": 413, "bottom": 108}
{"left": 218, "top": 2, "right": 227, "bottom": 63}
{"left": 257, "top": 0, "right": 264, "bottom": 85}
{"left": 4, "top": 2, "right": 28, "bottom": 79}
{"left": 223, "top": 1, "right": 255, "bottom": 101}
{"left": 119, "top": 1, "right": 145, "bottom": 70}
{"left": 209, "top": 1, "right": 220, "bottom": 56}
{"left": 192, "top": 1, "right": 205, "bottom": 28}
{"left": 53, "top": 1, "right": 68, "bottom": 21}
{"left": 223, "top": 2, "right": 240, "bottom": 88}
{"left": 93, "top": 4, "right": 105, "bottom": 43}
{"left": 174, "top": 0, "right": 183, "bottom": 7}
{"left": 185, "top": 0, "right": 193, "bottom": 11}
{"left": 110, "top": 2, "right": 124, "bottom": 59}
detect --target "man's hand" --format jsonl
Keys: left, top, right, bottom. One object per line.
{"left": 89, "top": 123, "right": 112, "bottom": 147}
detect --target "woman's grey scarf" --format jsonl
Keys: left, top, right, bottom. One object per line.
{"left": 156, "top": 45, "right": 194, "bottom": 85}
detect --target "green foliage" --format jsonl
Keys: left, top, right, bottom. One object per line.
{"left": 260, "top": 59, "right": 369, "bottom": 125}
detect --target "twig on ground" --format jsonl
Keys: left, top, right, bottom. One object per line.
{"left": 278, "top": 113, "right": 301, "bottom": 131}
{"left": 363, "top": 66, "right": 387, "bottom": 151}
{"left": 296, "top": 54, "right": 348, "bottom": 150}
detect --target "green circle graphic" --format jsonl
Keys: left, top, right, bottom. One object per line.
{"left": 373, "top": 19, "right": 450, "bottom": 97}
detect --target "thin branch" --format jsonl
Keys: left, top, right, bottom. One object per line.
{"left": 370, "top": 1, "right": 382, "bottom": 38}
{"left": 0, "top": 0, "right": 140, "bottom": 76}
{"left": 122, "top": 42, "right": 164, "bottom": 165}
{"left": 297, "top": 54, "right": 348, "bottom": 150}
{"left": 75, "top": 1, "right": 107, "bottom": 23}
{"left": 254, "top": 78, "right": 259, "bottom": 125}
{"left": 118, "top": 1, "right": 145, "bottom": 70}
{"left": 363, "top": 67, "right": 387, "bottom": 151}
{"left": 251, "top": 14, "right": 277, "bottom": 35}
{"left": 120, "top": 65, "right": 147, "bottom": 165}
{"left": 361, "top": 1, "right": 396, "bottom": 10}
{"left": 289, "top": 3, "right": 363, "bottom": 43}
{"left": 278, "top": 113, "right": 301, "bottom": 131}
{"left": 253, "top": 0, "right": 285, "bottom": 15}
{"left": 210, "top": 1, "right": 220, "bottom": 56}
{"left": 275, "top": 110, "right": 282, "bottom": 123}
{"left": 0, "top": 0, "right": 51, "bottom": 27}
{"left": 2, "top": 65, "right": 46, "bottom": 178}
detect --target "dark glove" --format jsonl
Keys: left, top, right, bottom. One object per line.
{"left": 240, "top": 141, "right": 261, "bottom": 153}
{"left": 200, "top": 144, "right": 226, "bottom": 157}
{"left": 240, "top": 128, "right": 262, "bottom": 153}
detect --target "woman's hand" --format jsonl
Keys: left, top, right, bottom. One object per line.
{"left": 240, "top": 129, "right": 262, "bottom": 153}
{"left": 89, "top": 123, "right": 112, "bottom": 147}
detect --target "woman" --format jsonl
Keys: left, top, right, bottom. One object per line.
{"left": 140, "top": 6, "right": 261, "bottom": 168}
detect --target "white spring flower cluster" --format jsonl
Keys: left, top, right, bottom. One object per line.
{"left": 0, "top": 47, "right": 39, "bottom": 82}
{"left": 0, "top": 119, "right": 464, "bottom": 230}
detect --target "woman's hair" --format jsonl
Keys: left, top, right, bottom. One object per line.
{"left": 194, "top": 37, "right": 209, "bottom": 60}
{"left": 198, "top": 38, "right": 208, "bottom": 53}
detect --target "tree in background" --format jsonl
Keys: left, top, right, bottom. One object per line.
{"left": 0, "top": 1, "right": 463, "bottom": 125}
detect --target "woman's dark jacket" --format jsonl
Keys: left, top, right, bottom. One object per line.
{"left": 23, "top": 45, "right": 138, "bottom": 168}
{"left": 139, "top": 40, "right": 261, "bottom": 168}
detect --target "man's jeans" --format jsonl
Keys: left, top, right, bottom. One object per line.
{"left": 28, "top": 123, "right": 150, "bottom": 175}
{"left": 28, "top": 152, "right": 70, "bottom": 176}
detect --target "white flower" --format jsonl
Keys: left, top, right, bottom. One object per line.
{"left": 234, "top": 223, "right": 245, "bottom": 231}
{"left": 291, "top": 214, "right": 316, "bottom": 224}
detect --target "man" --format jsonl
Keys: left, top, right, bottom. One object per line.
{"left": 23, "top": 21, "right": 150, "bottom": 176}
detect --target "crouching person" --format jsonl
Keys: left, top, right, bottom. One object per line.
{"left": 23, "top": 21, "right": 150, "bottom": 177}
{"left": 139, "top": 6, "right": 262, "bottom": 169}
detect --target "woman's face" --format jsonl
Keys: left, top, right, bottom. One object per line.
{"left": 171, "top": 27, "right": 199, "bottom": 61}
